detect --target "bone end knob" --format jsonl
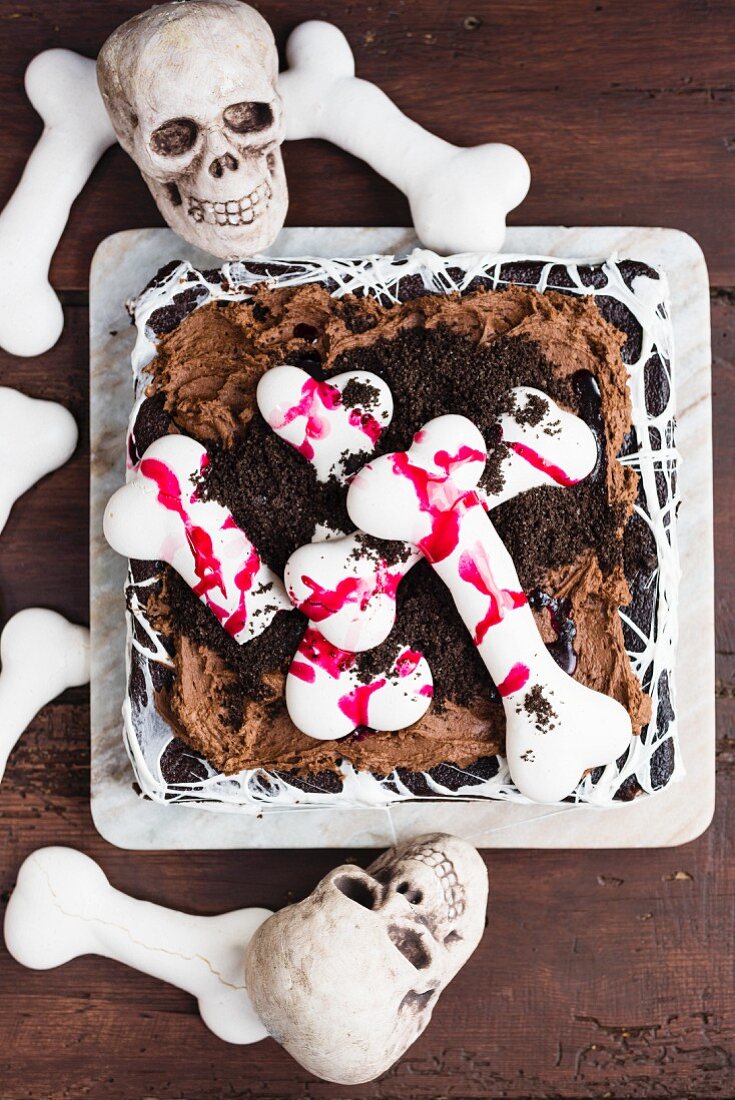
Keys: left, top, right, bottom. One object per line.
{"left": 0, "top": 388, "right": 78, "bottom": 535}
{"left": 0, "top": 609, "right": 90, "bottom": 783}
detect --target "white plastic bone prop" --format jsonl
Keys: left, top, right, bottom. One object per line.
{"left": 0, "top": 9, "right": 529, "bottom": 357}
{"left": 4, "top": 847, "right": 270, "bottom": 1045}
{"left": 285, "top": 388, "right": 597, "bottom": 653}
{"left": 103, "top": 434, "right": 291, "bottom": 644}
{"left": 0, "top": 52, "right": 116, "bottom": 357}
{"left": 0, "top": 387, "right": 78, "bottom": 535}
{"left": 286, "top": 627, "right": 432, "bottom": 740}
{"left": 256, "top": 365, "right": 393, "bottom": 482}
{"left": 280, "top": 21, "right": 530, "bottom": 255}
{"left": 347, "top": 415, "right": 632, "bottom": 803}
{"left": 0, "top": 609, "right": 90, "bottom": 784}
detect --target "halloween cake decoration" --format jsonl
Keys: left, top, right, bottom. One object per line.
{"left": 104, "top": 434, "right": 292, "bottom": 644}
{"left": 0, "top": 387, "right": 78, "bottom": 536}
{"left": 0, "top": 609, "right": 90, "bottom": 784}
{"left": 0, "top": 0, "right": 529, "bottom": 357}
{"left": 5, "top": 833, "right": 488, "bottom": 1085}
{"left": 347, "top": 414, "right": 632, "bottom": 803}
{"left": 111, "top": 253, "right": 678, "bottom": 809}
{"left": 282, "top": 385, "right": 598, "bottom": 652}
{"left": 256, "top": 366, "right": 394, "bottom": 483}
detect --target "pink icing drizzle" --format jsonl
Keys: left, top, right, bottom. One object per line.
{"left": 269, "top": 376, "right": 341, "bottom": 462}
{"left": 457, "top": 541, "right": 527, "bottom": 645}
{"left": 296, "top": 560, "right": 403, "bottom": 621}
{"left": 140, "top": 456, "right": 260, "bottom": 639}
{"left": 508, "top": 440, "right": 578, "bottom": 486}
{"left": 496, "top": 662, "right": 530, "bottom": 697}
{"left": 338, "top": 679, "right": 386, "bottom": 728}
{"left": 390, "top": 449, "right": 481, "bottom": 563}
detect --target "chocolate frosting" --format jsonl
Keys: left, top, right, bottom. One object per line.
{"left": 142, "top": 282, "right": 647, "bottom": 777}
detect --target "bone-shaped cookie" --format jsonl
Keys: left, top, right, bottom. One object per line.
{"left": 287, "top": 627, "right": 432, "bottom": 740}
{"left": 0, "top": 387, "right": 78, "bottom": 535}
{"left": 347, "top": 415, "right": 632, "bottom": 803}
{"left": 4, "top": 847, "right": 270, "bottom": 1044}
{"left": 103, "top": 434, "right": 291, "bottom": 643}
{"left": 279, "top": 21, "right": 530, "bottom": 255}
{"left": 0, "top": 51, "right": 116, "bottom": 357}
{"left": 256, "top": 365, "right": 393, "bottom": 483}
{"left": 286, "top": 388, "right": 597, "bottom": 652}
{"left": 0, "top": 609, "right": 90, "bottom": 784}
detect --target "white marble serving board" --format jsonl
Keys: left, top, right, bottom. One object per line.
{"left": 90, "top": 226, "right": 714, "bottom": 849}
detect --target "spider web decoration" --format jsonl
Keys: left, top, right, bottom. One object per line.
{"left": 120, "top": 249, "right": 680, "bottom": 809}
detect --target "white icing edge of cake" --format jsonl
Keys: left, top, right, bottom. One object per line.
{"left": 120, "top": 248, "right": 681, "bottom": 809}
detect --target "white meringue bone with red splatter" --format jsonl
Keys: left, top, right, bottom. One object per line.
{"left": 256, "top": 364, "right": 393, "bottom": 483}
{"left": 346, "top": 414, "right": 632, "bottom": 804}
{"left": 286, "top": 627, "right": 433, "bottom": 741}
{"left": 103, "top": 434, "right": 291, "bottom": 644}
{"left": 284, "top": 387, "right": 598, "bottom": 654}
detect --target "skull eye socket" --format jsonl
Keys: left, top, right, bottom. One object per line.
{"left": 388, "top": 925, "right": 431, "bottom": 970}
{"left": 223, "top": 101, "right": 274, "bottom": 134}
{"left": 335, "top": 874, "right": 376, "bottom": 910}
{"left": 150, "top": 118, "right": 198, "bottom": 157}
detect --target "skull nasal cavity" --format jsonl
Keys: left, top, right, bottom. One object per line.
{"left": 388, "top": 925, "right": 431, "bottom": 970}
{"left": 209, "top": 153, "right": 239, "bottom": 178}
{"left": 397, "top": 881, "right": 424, "bottom": 905}
{"left": 335, "top": 874, "right": 375, "bottom": 910}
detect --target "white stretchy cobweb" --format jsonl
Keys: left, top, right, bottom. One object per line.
{"left": 120, "top": 249, "right": 680, "bottom": 810}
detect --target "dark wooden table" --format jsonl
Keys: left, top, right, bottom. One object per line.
{"left": 0, "top": 2, "right": 732, "bottom": 1097}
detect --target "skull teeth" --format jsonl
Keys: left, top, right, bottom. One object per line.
{"left": 187, "top": 181, "right": 272, "bottom": 226}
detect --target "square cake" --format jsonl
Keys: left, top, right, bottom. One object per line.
{"left": 112, "top": 250, "right": 680, "bottom": 809}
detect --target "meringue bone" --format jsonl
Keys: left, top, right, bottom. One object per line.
{"left": 286, "top": 627, "right": 433, "bottom": 740}
{"left": 0, "top": 609, "right": 90, "bottom": 783}
{"left": 279, "top": 20, "right": 529, "bottom": 254}
{"left": 256, "top": 364, "right": 393, "bottom": 483}
{"left": 0, "top": 51, "right": 116, "bottom": 357}
{"left": 285, "top": 387, "right": 597, "bottom": 654}
{"left": 103, "top": 434, "right": 291, "bottom": 644}
{"left": 4, "top": 846, "right": 270, "bottom": 1045}
{"left": 347, "top": 414, "right": 632, "bottom": 803}
{"left": 0, "top": 387, "right": 78, "bottom": 535}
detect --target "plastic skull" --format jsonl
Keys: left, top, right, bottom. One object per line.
{"left": 97, "top": 0, "right": 288, "bottom": 259}
{"left": 245, "top": 833, "right": 488, "bottom": 1084}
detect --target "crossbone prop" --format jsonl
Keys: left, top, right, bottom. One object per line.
{"left": 0, "top": 609, "right": 90, "bottom": 784}
{"left": 5, "top": 834, "right": 488, "bottom": 1085}
{"left": 0, "top": 0, "right": 529, "bottom": 357}
{"left": 0, "top": 387, "right": 78, "bottom": 535}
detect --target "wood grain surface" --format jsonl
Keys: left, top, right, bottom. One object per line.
{"left": 0, "top": 2, "right": 732, "bottom": 1098}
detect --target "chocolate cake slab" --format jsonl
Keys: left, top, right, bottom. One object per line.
{"left": 116, "top": 246, "right": 679, "bottom": 811}
{"left": 89, "top": 226, "right": 715, "bottom": 848}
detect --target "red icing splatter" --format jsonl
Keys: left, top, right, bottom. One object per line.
{"left": 297, "top": 627, "right": 355, "bottom": 679}
{"left": 496, "top": 663, "right": 530, "bottom": 697}
{"left": 508, "top": 440, "right": 578, "bottom": 486}
{"left": 140, "top": 455, "right": 260, "bottom": 638}
{"left": 458, "top": 542, "right": 527, "bottom": 645}
{"left": 390, "top": 451, "right": 479, "bottom": 563}
{"left": 289, "top": 661, "right": 316, "bottom": 683}
{"left": 338, "top": 679, "right": 386, "bottom": 727}
{"left": 433, "top": 445, "right": 485, "bottom": 478}
{"left": 419, "top": 683, "right": 434, "bottom": 698}
{"left": 297, "top": 560, "right": 404, "bottom": 621}
{"left": 270, "top": 376, "right": 344, "bottom": 463}
{"left": 348, "top": 407, "right": 384, "bottom": 447}
{"left": 298, "top": 574, "right": 365, "bottom": 620}
{"left": 393, "top": 648, "right": 424, "bottom": 678}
